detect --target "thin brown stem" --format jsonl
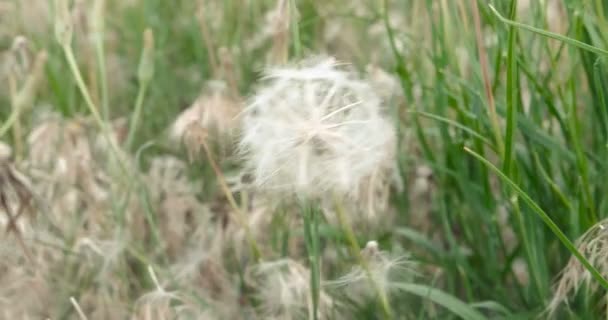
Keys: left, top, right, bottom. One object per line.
{"left": 471, "top": 0, "right": 504, "bottom": 153}
{"left": 201, "top": 140, "right": 262, "bottom": 262}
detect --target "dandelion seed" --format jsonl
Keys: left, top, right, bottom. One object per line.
{"left": 239, "top": 57, "right": 396, "bottom": 199}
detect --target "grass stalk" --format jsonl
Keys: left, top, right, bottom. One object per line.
{"left": 489, "top": 5, "right": 608, "bottom": 56}
{"left": 502, "top": 0, "right": 518, "bottom": 176}
{"left": 61, "top": 45, "right": 129, "bottom": 174}
{"left": 125, "top": 81, "right": 149, "bottom": 149}
{"left": 472, "top": 0, "right": 504, "bottom": 154}
{"left": 464, "top": 147, "right": 608, "bottom": 291}
{"left": 93, "top": 20, "right": 110, "bottom": 120}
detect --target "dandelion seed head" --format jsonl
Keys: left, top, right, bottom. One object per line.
{"left": 239, "top": 57, "right": 396, "bottom": 199}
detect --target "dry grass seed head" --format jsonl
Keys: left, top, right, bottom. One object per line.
{"left": 0, "top": 156, "right": 37, "bottom": 262}
{"left": 146, "top": 156, "right": 205, "bottom": 257}
{"left": 172, "top": 80, "right": 241, "bottom": 159}
{"left": 548, "top": 219, "right": 608, "bottom": 316}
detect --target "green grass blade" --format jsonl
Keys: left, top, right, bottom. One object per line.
{"left": 409, "top": 110, "right": 495, "bottom": 150}
{"left": 489, "top": 5, "right": 608, "bottom": 56}
{"left": 502, "top": 0, "right": 518, "bottom": 176}
{"left": 464, "top": 147, "right": 608, "bottom": 291}
{"left": 392, "top": 283, "right": 487, "bottom": 320}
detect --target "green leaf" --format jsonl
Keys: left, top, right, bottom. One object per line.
{"left": 393, "top": 283, "right": 487, "bottom": 320}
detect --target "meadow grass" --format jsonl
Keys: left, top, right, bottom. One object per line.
{"left": 2, "top": 0, "right": 608, "bottom": 319}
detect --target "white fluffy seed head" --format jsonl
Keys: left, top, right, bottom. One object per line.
{"left": 239, "top": 57, "right": 396, "bottom": 199}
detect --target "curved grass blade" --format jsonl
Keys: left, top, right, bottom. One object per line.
{"left": 393, "top": 283, "right": 487, "bottom": 320}
{"left": 488, "top": 5, "right": 608, "bottom": 56}
{"left": 464, "top": 147, "right": 608, "bottom": 291}
{"left": 409, "top": 110, "right": 495, "bottom": 150}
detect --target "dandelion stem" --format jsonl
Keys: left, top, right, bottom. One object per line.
{"left": 302, "top": 203, "right": 321, "bottom": 320}
{"left": 333, "top": 195, "right": 393, "bottom": 319}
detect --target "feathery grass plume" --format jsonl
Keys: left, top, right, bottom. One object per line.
{"left": 171, "top": 80, "right": 241, "bottom": 157}
{"left": 0, "top": 161, "right": 35, "bottom": 238}
{"left": 3, "top": 37, "right": 48, "bottom": 158}
{"left": 247, "top": 259, "right": 335, "bottom": 319}
{"left": 75, "top": 236, "right": 127, "bottom": 281}
{"left": 408, "top": 165, "right": 434, "bottom": 234}
{"left": 0, "top": 238, "right": 52, "bottom": 318}
{"left": 169, "top": 226, "right": 245, "bottom": 319}
{"left": 328, "top": 241, "right": 414, "bottom": 304}
{"left": 11, "top": 50, "right": 48, "bottom": 113}
{"left": 239, "top": 56, "right": 396, "bottom": 200}
{"left": 0, "top": 1, "right": 51, "bottom": 37}
{"left": 366, "top": 64, "right": 403, "bottom": 103}
{"left": 6, "top": 36, "right": 30, "bottom": 81}
{"left": 548, "top": 219, "right": 608, "bottom": 316}
{"left": 26, "top": 113, "right": 105, "bottom": 198}
{"left": 146, "top": 156, "right": 206, "bottom": 257}
{"left": 24, "top": 112, "right": 132, "bottom": 241}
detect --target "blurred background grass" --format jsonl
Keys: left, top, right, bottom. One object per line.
{"left": 2, "top": 0, "right": 608, "bottom": 319}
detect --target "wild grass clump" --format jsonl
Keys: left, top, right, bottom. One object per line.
{"left": 4, "top": 0, "right": 608, "bottom": 319}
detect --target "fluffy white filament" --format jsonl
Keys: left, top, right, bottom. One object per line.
{"left": 239, "top": 57, "right": 395, "bottom": 199}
